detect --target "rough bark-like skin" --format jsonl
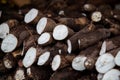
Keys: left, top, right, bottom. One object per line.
{"left": 68, "top": 29, "right": 110, "bottom": 53}
{"left": 105, "top": 36, "right": 120, "bottom": 52}
{"left": 83, "top": 42, "right": 102, "bottom": 70}
{"left": 58, "top": 17, "right": 89, "bottom": 31}
{"left": 108, "top": 47, "right": 120, "bottom": 57}
{"left": 50, "top": 67, "right": 80, "bottom": 80}
{"left": 27, "top": 66, "right": 52, "bottom": 80}
{"left": 23, "top": 35, "right": 39, "bottom": 53}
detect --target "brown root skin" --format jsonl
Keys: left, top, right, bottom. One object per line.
{"left": 23, "top": 35, "right": 39, "bottom": 53}
{"left": 57, "top": 17, "right": 89, "bottom": 31}
{"left": 27, "top": 66, "right": 52, "bottom": 80}
{"left": 50, "top": 67, "right": 80, "bottom": 80}
{"left": 24, "top": 8, "right": 43, "bottom": 24}
{"left": 105, "top": 36, "right": 120, "bottom": 52}
{"left": 6, "top": 19, "right": 19, "bottom": 29}
{"left": 52, "top": 54, "right": 76, "bottom": 71}
{"left": 0, "top": 59, "right": 7, "bottom": 73}
{"left": 67, "top": 29, "right": 110, "bottom": 54}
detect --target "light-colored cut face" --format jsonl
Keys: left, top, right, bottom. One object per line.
{"left": 78, "top": 39, "right": 81, "bottom": 48}
{"left": 14, "top": 69, "right": 25, "bottom": 80}
{"left": 0, "top": 23, "right": 9, "bottom": 39}
{"left": 37, "top": 51, "right": 50, "bottom": 66}
{"left": 38, "top": 32, "right": 51, "bottom": 45}
{"left": 36, "top": 17, "right": 47, "bottom": 34}
{"left": 95, "top": 53, "right": 115, "bottom": 73}
{"left": 53, "top": 24, "right": 68, "bottom": 40}
{"left": 67, "top": 40, "right": 72, "bottom": 54}
{"left": 72, "top": 56, "right": 87, "bottom": 71}
{"left": 102, "top": 69, "right": 120, "bottom": 80}
{"left": 22, "top": 47, "right": 36, "bottom": 68}
{"left": 97, "top": 73, "right": 103, "bottom": 80}
{"left": 3, "top": 59, "right": 12, "bottom": 69}
{"left": 1, "top": 34, "right": 18, "bottom": 53}
{"left": 27, "top": 68, "right": 31, "bottom": 76}
{"left": 99, "top": 41, "right": 106, "bottom": 56}
{"left": 91, "top": 11, "right": 102, "bottom": 22}
{"left": 24, "top": 8, "right": 38, "bottom": 23}
{"left": 51, "top": 55, "right": 61, "bottom": 71}
{"left": 115, "top": 51, "right": 120, "bottom": 66}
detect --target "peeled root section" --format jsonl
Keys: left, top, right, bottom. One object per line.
{"left": 22, "top": 47, "right": 37, "bottom": 68}
{"left": 72, "top": 56, "right": 87, "bottom": 71}
{"left": 95, "top": 53, "right": 115, "bottom": 73}
{"left": 1, "top": 34, "right": 18, "bottom": 53}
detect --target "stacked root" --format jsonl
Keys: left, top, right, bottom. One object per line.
{"left": 0, "top": 1, "right": 120, "bottom": 80}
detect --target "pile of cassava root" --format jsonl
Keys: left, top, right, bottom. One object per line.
{"left": 0, "top": 0, "right": 120, "bottom": 80}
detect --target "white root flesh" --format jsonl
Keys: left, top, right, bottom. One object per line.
{"left": 53, "top": 24, "right": 69, "bottom": 40}
{"left": 91, "top": 11, "right": 102, "bottom": 22}
{"left": 1, "top": 34, "right": 18, "bottom": 53}
{"left": 0, "top": 23, "right": 9, "bottom": 39}
{"left": 102, "top": 69, "right": 120, "bottom": 80}
{"left": 97, "top": 73, "right": 104, "bottom": 80}
{"left": 36, "top": 17, "right": 47, "bottom": 34}
{"left": 37, "top": 51, "right": 50, "bottom": 66}
{"left": 14, "top": 69, "right": 25, "bottom": 80}
{"left": 24, "top": 8, "right": 38, "bottom": 23}
{"left": 99, "top": 41, "right": 106, "bottom": 56}
{"left": 67, "top": 40, "right": 72, "bottom": 54}
{"left": 22, "top": 47, "right": 37, "bottom": 68}
{"left": 51, "top": 55, "right": 61, "bottom": 71}
{"left": 115, "top": 51, "right": 120, "bottom": 66}
{"left": 95, "top": 53, "right": 115, "bottom": 73}
{"left": 38, "top": 32, "right": 51, "bottom": 45}
{"left": 3, "top": 59, "right": 12, "bottom": 69}
{"left": 72, "top": 56, "right": 87, "bottom": 71}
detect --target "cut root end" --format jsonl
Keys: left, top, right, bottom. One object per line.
{"left": 95, "top": 53, "right": 115, "bottom": 73}
{"left": 72, "top": 56, "right": 87, "bottom": 71}
{"left": 51, "top": 55, "right": 61, "bottom": 71}
{"left": 22, "top": 47, "right": 36, "bottom": 68}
